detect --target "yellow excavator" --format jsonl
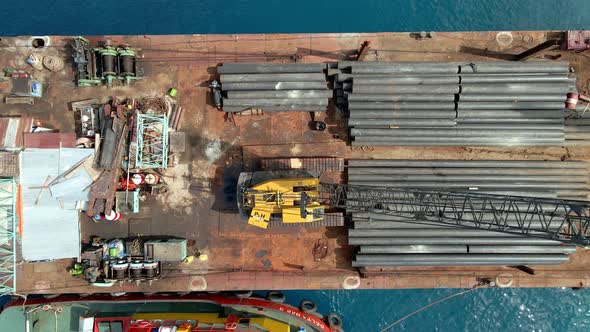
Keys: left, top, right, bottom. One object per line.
{"left": 237, "top": 170, "right": 326, "bottom": 229}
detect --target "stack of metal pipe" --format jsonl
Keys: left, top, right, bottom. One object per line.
{"left": 218, "top": 63, "right": 330, "bottom": 113}
{"left": 347, "top": 159, "right": 587, "bottom": 267}
{"left": 331, "top": 61, "right": 577, "bottom": 146}
{"left": 347, "top": 159, "right": 589, "bottom": 200}
{"left": 350, "top": 212, "right": 577, "bottom": 267}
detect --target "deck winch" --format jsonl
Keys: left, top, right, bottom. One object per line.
{"left": 72, "top": 37, "right": 143, "bottom": 86}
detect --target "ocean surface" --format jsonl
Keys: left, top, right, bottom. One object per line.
{"left": 0, "top": 0, "right": 589, "bottom": 36}
{"left": 276, "top": 288, "right": 590, "bottom": 331}
{"left": 1, "top": 1, "right": 590, "bottom": 331}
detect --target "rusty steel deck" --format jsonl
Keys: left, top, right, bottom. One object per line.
{"left": 1, "top": 31, "right": 590, "bottom": 294}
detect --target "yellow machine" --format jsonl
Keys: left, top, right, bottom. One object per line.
{"left": 237, "top": 170, "right": 325, "bottom": 229}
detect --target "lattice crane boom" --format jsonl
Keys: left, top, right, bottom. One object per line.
{"left": 320, "top": 183, "right": 590, "bottom": 246}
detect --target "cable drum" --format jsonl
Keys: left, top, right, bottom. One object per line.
{"left": 43, "top": 55, "right": 64, "bottom": 72}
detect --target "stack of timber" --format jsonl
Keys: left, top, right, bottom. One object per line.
{"left": 347, "top": 159, "right": 587, "bottom": 267}
{"left": 331, "top": 61, "right": 579, "bottom": 146}
{"left": 218, "top": 63, "right": 330, "bottom": 113}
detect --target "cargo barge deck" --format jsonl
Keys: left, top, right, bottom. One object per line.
{"left": 1, "top": 31, "right": 590, "bottom": 294}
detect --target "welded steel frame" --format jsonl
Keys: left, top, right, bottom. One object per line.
{"left": 0, "top": 178, "right": 16, "bottom": 296}
{"left": 135, "top": 114, "right": 168, "bottom": 169}
{"left": 321, "top": 183, "right": 590, "bottom": 246}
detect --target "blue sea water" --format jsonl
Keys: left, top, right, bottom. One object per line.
{"left": 0, "top": 0, "right": 589, "bottom": 36}
{"left": 1, "top": 1, "right": 589, "bottom": 331}
{"left": 275, "top": 288, "right": 590, "bottom": 331}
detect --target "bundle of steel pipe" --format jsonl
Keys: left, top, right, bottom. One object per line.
{"left": 329, "top": 61, "right": 578, "bottom": 146}
{"left": 218, "top": 63, "right": 329, "bottom": 113}
{"left": 347, "top": 159, "right": 589, "bottom": 200}
{"left": 349, "top": 212, "right": 578, "bottom": 267}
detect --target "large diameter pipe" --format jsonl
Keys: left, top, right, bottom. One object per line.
{"left": 352, "top": 256, "right": 569, "bottom": 266}
{"left": 354, "top": 254, "right": 570, "bottom": 263}
{"left": 457, "top": 118, "right": 563, "bottom": 124}
{"left": 350, "top": 128, "right": 563, "bottom": 138}
{"left": 227, "top": 90, "right": 332, "bottom": 98}
{"left": 459, "top": 61, "right": 569, "bottom": 74}
{"left": 460, "top": 75, "right": 570, "bottom": 84}
{"left": 223, "top": 98, "right": 328, "bottom": 106}
{"left": 352, "top": 137, "right": 564, "bottom": 146}
{"left": 223, "top": 106, "right": 326, "bottom": 113}
{"left": 460, "top": 83, "right": 570, "bottom": 94}
{"left": 345, "top": 180, "right": 583, "bottom": 189}
{"left": 347, "top": 63, "right": 460, "bottom": 74}
{"left": 459, "top": 94, "right": 566, "bottom": 102}
{"left": 221, "top": 82, "right": 327, "bottom": 90}
{"left": 346, "top": 159, "right": 587, "bottom": 168}
{"left": 348, "top": 237, "right": 563, "bottom": 246}
{"left": 349, "top": 110, "right": 456, "bottom": 119}
{"left": 218, "top": 63, "right": 325, "bottom": 74}
{"left": 353, "top": 84, "right": 460, "bottom": 94}
{"left": 457, "top": 102, "right": 565, "bottom": 110}
{"left": 360, "top": 244, "right": 468, "bottom": 254}
{"left": 347, "top": 94, "right": 456, "bottom": 102}
{"left": 456, "top": 123, "right": 564, "bottom": 130}
{"left": 347, "top": 167, "right": 588, "bottom": 176}
{"left": 457, "top": 110, "right": 563, "bottom": 119}
{"left": 348, "top": 101, "right": 455, "bottom": 110}
{"left": 348, "top": 119, "right": 457, "bottom": 127}
{"left": 354, "top": 76, "right": 459, "bottom": 85}
{"left": 220, "top": 73, "right": 325, "bottom": 82}
{"left": 350, "top": 229, "right": 524, "bottom": 237}
{"left": 353, "top": 221, "right": 564, "bottom": 231}
{"left": 347, "top": 174, "right": 579, "bottom": 183}
{"left": 359, "top": 245, "right": 576, "bottom": 254}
